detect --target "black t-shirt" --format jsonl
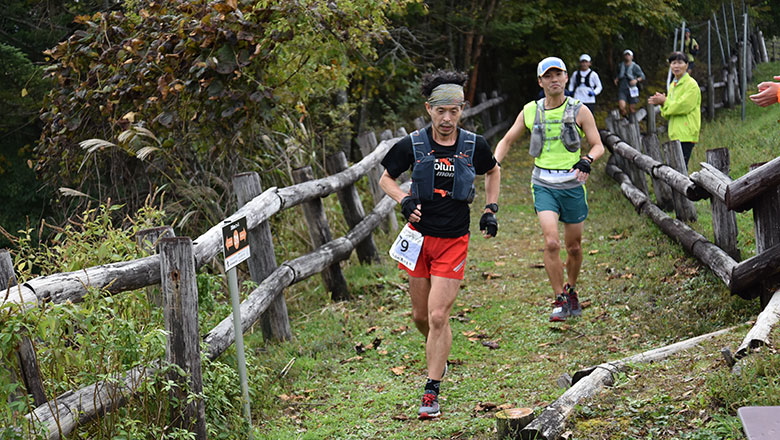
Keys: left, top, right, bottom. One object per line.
{"left": 381, "top": 128, "right": 497, "bottom": 238}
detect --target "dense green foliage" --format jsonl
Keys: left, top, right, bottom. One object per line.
{"left": 35, "top": 0, "right": 412, "bottom": 228}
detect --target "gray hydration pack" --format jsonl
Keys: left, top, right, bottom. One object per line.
{"left": 529, "top": 97, "right": 583, "bottom": 157}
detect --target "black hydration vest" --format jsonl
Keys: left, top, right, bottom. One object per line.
{"left": 572, "top": 70, "right": 593, "bottom": 90}
{"left": 409, "top": 128, "right": 477, "bottom": 203}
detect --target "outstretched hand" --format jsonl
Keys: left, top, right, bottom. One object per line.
{"left": 749, "top": 75, "right": 780, "bottom": 107}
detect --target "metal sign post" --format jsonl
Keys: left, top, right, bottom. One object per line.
{"left": 222, "top": 217, "right": 254, "bottom": 438}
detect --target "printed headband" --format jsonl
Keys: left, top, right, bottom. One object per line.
{"left": 427, "top": 84, "right": 465, "bottom": 106}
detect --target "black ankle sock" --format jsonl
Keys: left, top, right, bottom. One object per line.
{"left": 425, "top": 378, "right": 441, "bottom": 394}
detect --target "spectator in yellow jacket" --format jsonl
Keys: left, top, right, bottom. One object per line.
{"left": 749, "top": 75, "right": 780, "bottom": 107}
{"left": 648, "top": 51, "right": 701, "bottom": 169}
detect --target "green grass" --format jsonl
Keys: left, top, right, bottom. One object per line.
{"left": 233, "top": 63, "right": 780, "bottom": 439}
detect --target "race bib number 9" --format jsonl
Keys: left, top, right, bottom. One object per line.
{"left": 629, "top": 85, "right": 640, "bottom": 98}
{"left": 389, "top": 224, "right": 424, "bottom": 271}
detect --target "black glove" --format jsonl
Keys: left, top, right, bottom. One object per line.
{"left": 572, "top": 158, "right": 592, "bottom": 174}
{"left": 401, "top": 196, "right": 420, "bottom": 222}
{"left": 479, "top": 212, "right": 498, "bottom": 237}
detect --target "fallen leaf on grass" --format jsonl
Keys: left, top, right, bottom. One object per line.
{"left": 391, "top": 325, "right": 408, "bottom": 334}
{"left": 588, "top": 249, "right": 599, "bottom": 255}
{"left": 391, "top": 414, "right": 409, "bottom": 421}
{"left": 529, "top": 262, "right": 545, "bottom": 268}
{"left": 366, "top": 326, "right": 378, "bottom": 334}
{"left": 390, "top": 366, "right": 406, "bottom": 375}
{"left": 481, "top": 271, "right": 502, "bottom": 279}
{"left": 581, "top": 300, "right": 592, "bottom": 309}
{"left": 340, "top": 355, "right": 363, "bottom": 364}
{"left": 497, "top": 403, "right": 514, "bottom": 410}
{"left": 609, "top": 233, "right": 626, "bottom": 240}
{"left": 474, "top": 402, "right": 497, "bottom": 412}
{"left": 494, "top": 261, "right": 506, "bottom": 267}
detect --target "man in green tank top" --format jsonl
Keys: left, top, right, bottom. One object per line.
{"left": 494, "top": 57, "right": 605, "bottom": 321}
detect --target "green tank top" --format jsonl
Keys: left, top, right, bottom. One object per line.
{"left": 523, "top": 99, "right": 584, "bottom": 170}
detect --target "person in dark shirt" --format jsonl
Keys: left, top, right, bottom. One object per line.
{"left": 379, "top": 70, "right": 500, "bottom": 420}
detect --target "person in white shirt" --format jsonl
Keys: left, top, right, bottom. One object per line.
{"left": 568, "top": 54, "right": 602, "bottom": 112}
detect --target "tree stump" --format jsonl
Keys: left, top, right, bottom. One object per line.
{"left": 496, "top": 407, "right": 535, "bottom": 439}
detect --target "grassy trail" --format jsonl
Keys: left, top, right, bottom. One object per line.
{"left": 248, "top": 63, "right": 780, "bottom": 439}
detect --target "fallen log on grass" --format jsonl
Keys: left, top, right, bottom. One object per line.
{"left": 734, "top": 289, "right": 780, "bottom": 360}
{"left": 522, "top": 326, "right": 736, "bottom": 440}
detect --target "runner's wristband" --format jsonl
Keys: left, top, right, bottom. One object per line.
{"left": 484, "top": 203, "right": 499, "bottom": 214}
{"left": 584, "top": 154, "right": 594, "bottom": 163}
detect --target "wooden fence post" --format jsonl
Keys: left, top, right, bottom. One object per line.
{"left": 606, "top": 110, "right": 628, "bottom": 171}
{"left": 707, "top": 149, "right": 740, "bottom": 261}
{"left": 159, "top": 237, "right": 207, "bottom": 439}
{"left": 325, "top": 152, "right": 381, "bottom": 265}
{"left": 478, "top": 92, "right": 493, "bottom": 132}
{"left": 292, "top": 166, "right": 351, "bottom": 301}
{"left": 750, "top": 162, "right": 780, "bottom": 309}
{"left": 135, "top": 226, "right": 175, "bottom": 308}
{"left": 617, "top": 118, "right": 649, "bottom": 196}
{"left": 662, "top": 140, "right": 698, "bottom": 222}
{"left": 233, "top": 172, "right": 292, "bottom": 342}
{"left": 727, "top": 57, "right": 738, "bottom": 106}
{"left": 646, "top": 103, "right": 657, "bottom": 136}
{"left": 356, "top": 131, "right": 398, "bottom": 233}
{"left": 641, "top": 133, "right": 675, "bottom": 211}
{"left": 0, "top": 250, "right": 47, "bottom": 408}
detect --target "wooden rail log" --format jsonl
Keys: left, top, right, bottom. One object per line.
{"left": 725, "top": 155, "right": 780, "bottom": 212}
{"left": 690, "top": 162, "right": 731, "bottom": 203}
{"left": 607, "top": 162, "right": 736, "bottom": 286}
{"left": 523, "top": 327, "right": 736, "bottom": 440}
{"left": 600, "top": 130, "right": 708, "bottom": 201}
{"left": 25, "top": 364, "right": 157, "bottom": 440}
{"left": 734, "top": 289, "right": 780, "bottom": 359}
{"left": 521, "top": 365, "right": 616, "bottom": 440}
{"left": 2, "top": 137, "right": 402, "bottom": 314}
{"left": 730, "top": 242, "right": 780, "bottom": 297}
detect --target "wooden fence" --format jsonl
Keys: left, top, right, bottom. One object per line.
{"left": 2, "top": 93, "right": 510, "bottom": 438}
{"left": 698, "top": 22, "right": 766, "bottom": 120}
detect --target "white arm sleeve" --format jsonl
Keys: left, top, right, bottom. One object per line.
{"left": 591, "top": 72, "right": 603, "bottom": 96}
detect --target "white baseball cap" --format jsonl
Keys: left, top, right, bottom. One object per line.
{"left": 579, "top": 54, "right": 591, "bottom": 62}
{"left": 623, "top": 49, "right": 634, "bottom": 57}
{"left": 537, "top": 57, "right": 567, "bottom": 77}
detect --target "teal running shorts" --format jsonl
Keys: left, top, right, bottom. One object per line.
{"left": 531, "top": 184, "right": 588, "bottom": 224}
